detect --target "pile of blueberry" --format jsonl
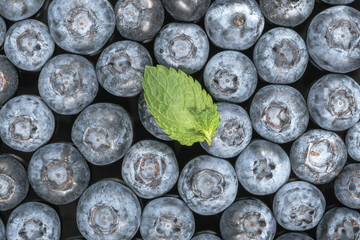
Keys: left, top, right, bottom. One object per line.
{"left": 0, "top": 0, "right": 359, "bottom": 239}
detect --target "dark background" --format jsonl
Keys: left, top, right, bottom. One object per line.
{"left": 0, "top": 0, "right": 360, "bottom": 239}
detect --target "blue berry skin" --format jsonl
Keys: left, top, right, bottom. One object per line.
{"left": 316, "top": 207, "right": 360, "bottom": 240}
{"left": 191, "top": 233, "right": 221, "bottom": 240}
{"left": 275, "top": 233, "right": 314, "bottom": 240}
{"left": 250, "top": 85, "right": 309, "bottom": 144}
{"left": 76, "top": 180, "right": 141, "bottom": 240}
{"left": 115, "top": 0, "right": 164, "bottom": 42}
{"left": 39, "top": 54, "right": 99, "bottom": 115}
{"left": 334, "top": 163, "right": 360, "bottom": 209}
{"left": 273, "top": 181, "right": 326, "bottom": 231}
{"left": 307, "top": 6, "right": 360, "bottom": 73}
{"left": 121, "top": 140, "right": 179, "bottom": 199}
{"left": 6, "top": 202, "right": 61, "bottom": 240}
{"left": 200, "top": 102, "right": 252, "bottom": 159}
{"left": 48, "top": 0, "right": 115, "bottom": 55}
{"left": 140, "top": 197, "right": 195, "bottom": 240}
{"left": 154, "top": 22, "right": 209, "bottom": 74}
{"left": 220, "top": 198, "right": 277, "bottom": 240}
{"left": 204, "top": 0, "right": 264, "bottom": 51}
{"left": 138, "top": 91, "right": 172, "bottom": 141}
{"left": 71, "top": 103, "right": 133, "bottom": 166}
{"left": 0, "top": 0, "right": 45, "bottom": 21}
{"left": 346, "top": 122, "right": 360, "bottom": 161}
{"left": 235, "top": 140, "right": 291, "bottom": 196}
{"left": 320, "top": 0, "right": 354, "bottom": 4}
{"left": 203, "top": 51, "right": 257, "bottom": 103}
{"left": 307, "top": 74, "right": 360, "bottom": 132}
{"left": 253, "top": 28, "right": 308, "bottom": 84}
{"left": 4, "top": 19, "right": 55, "bottom": 72}
{"left": 96, "top": 40, "right": 153, "bottom": 97}
{"left": 0, "top": 55, "right": 19, "bottom": 106}
{"left": 0, "top": 154, "right": 29, "bottom": 211}
{"left": 162, "top": 0, "right": 211, "bottom": 22}
{"left": 0, "top": 95, "right": 55, "bottom": 152}
{"left": 178, "top": 155, "right": 238, "bottom": 216}
{"left": 290, "top": 129, "right": 347, "bottom": 185}
{"left": 0, "top": 218, "right": 4, "bottom": 240}
{"left": 260, "top": 0, "right": 314, "bottom": 27}
{"left": 0, "top": 16, "right": 6, "bottom": 47}
{"left": 28, "top": 142, "right": 90, "bottom": 205}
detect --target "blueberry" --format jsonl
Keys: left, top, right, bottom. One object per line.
{"left": 316, "top": 207, "right": 360, "bottom": 240}
{"left": 203, "top": 51, "right": 257, "bottom": 103}
{"left": 38, "top": 54, "right": 99, "bottom": 115}
{"left": 6, "top": 202, "right": 61, "bottom": 240}
{"left": 115, "top": 0, "right": 164, "bottom": 42}
{"left": 250, "top": 85, "right": 309, "bottom": 144}
{"left": 345, "top": 121, "right": 360, "bottom": 161}
{"left": 0, "top": 16, "right": 6, "bottom": 47}
{"left": 200, "top": 102, "right": 252, "bottom": 159}
{"left": 307, "top": 74, "right": 360, "bottom": 131}
{"left": 122, "top": 140, "right": 179, "bottom": 199}
{"left": 334, "top": 163, "right": 360, "bottom": 209}
{"left": 138, "top": 91, "right": 172, "bottom": 141}
{"left": 0, "top": 154, "right": 29, "bottom": 211}
{"left": 178, "top": 155, "right": 238, "bottom": 215}
{"left": 140, "top": 197, "right": 195, "bottom": 240}
{"left": 259, "top": 0, "right": 314, "bottom": 27}
{"left": 4, "top": 19, "right": 55, "bottom": 71}
{"left": 48, "top": 0, "right": 115, "bottom": 55}
{"left": 71, "top": 103, "right": 133, "bottom": 165}
{"left": 0, "top": 95, "right": 55, "bottom": 152}
{"left": 275, "top": 232, "right": 314, "bottom": 240}
{"left": 162, "top": 0, "right": 211, "bottom": 22}
{"left": 0, "top": 0, "right": 45, "bottom": 21}
{"left": 290, "top": 129, "right": 347, "bottom": 184}
{"left": 28, "top": 142, "right": 90, "bottom": 205}
{"left": 273, "top": 181, "right": 326, "bottom": 231}
{"left": 320, "top": 0, "right": 354, "bottom": 4}
{"left": 220, "top": 198, "right": 277, "bottom": 240}
{"left": 191, "top": 232, "right": 221, "bottom": 240}
{"left": 96, "top": 40, "right": 153, "bottom": 97}
{"left": 204, "top": 0, "right": 264, "bottom": 51}
{"left": 0, "top": 55, "right": 19, "bottom": 106}
{"left": 253, "top": 27, "right": 309, "bottom": 84}
{"left": 307, "top": 6, "right": 360, "bottom": 73}
{"left": 0, "top": 218, "right": 4, "bottom": 240}
{"left": 76, "top": 180, "right": 141, "bottom": 240}
{"left": 235, "top": 140, "right": 291, "bottom": 196}
{"left": 154, "top": 22, "right": 209, "bottom": 74}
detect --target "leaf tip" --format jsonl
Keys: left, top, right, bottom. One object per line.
{"left": 203, "top": 130, "right": 213, "bottom": 146}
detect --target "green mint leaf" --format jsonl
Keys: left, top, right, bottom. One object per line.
{"left": 142, "top": 65, "right": 220, "bottom": 146}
